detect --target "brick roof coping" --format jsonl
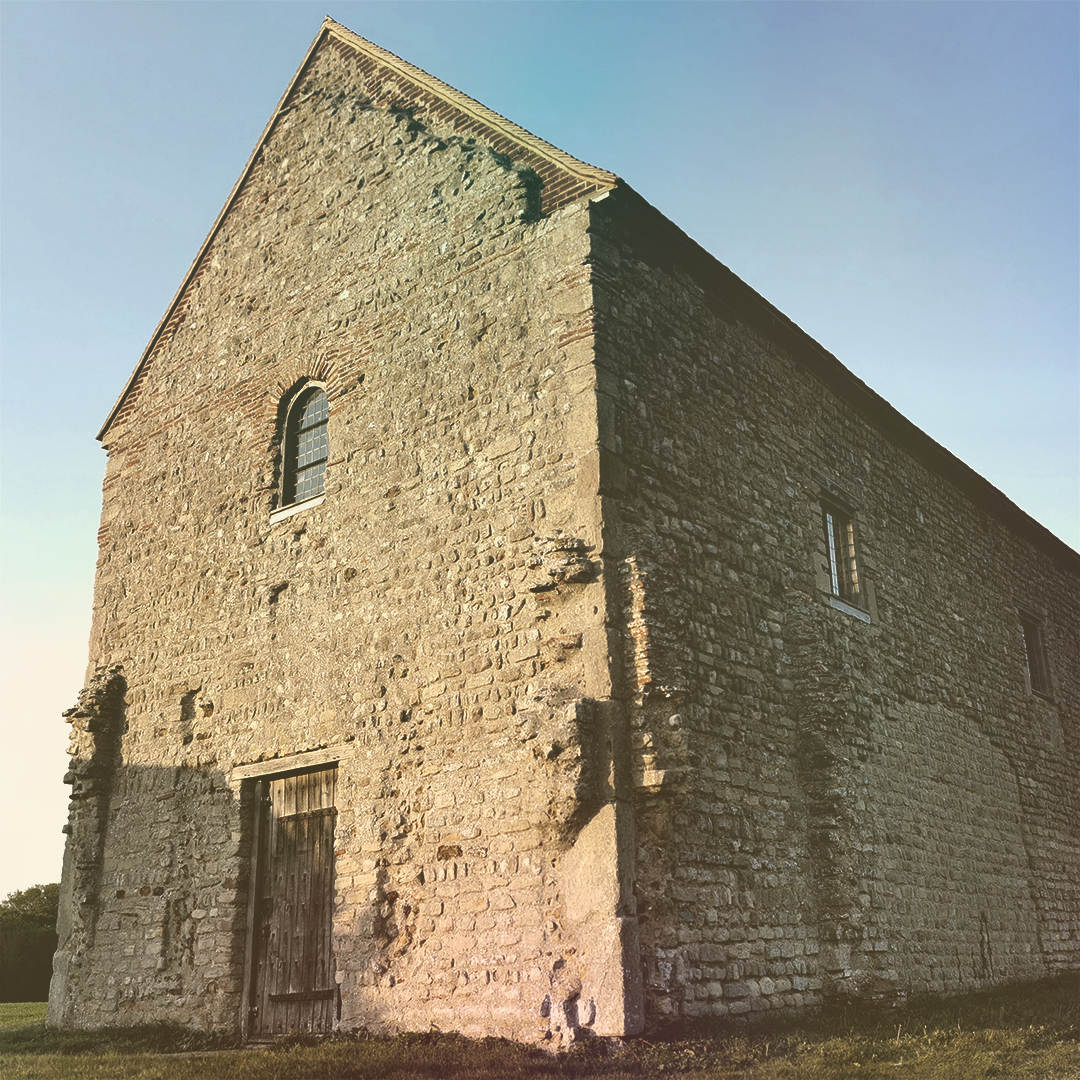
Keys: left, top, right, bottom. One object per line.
{"left": 98, "top": 17, "right": 617, "bottom": 442}
{"left": 321, "top": 19, "right": 616, "bottom": 196}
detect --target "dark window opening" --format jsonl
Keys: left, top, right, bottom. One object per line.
{"left": 282, "top": 387, "right": 328, "bottom": 507}
{"left": 823, "top": 505, "right": 862, "bottom": 607}
{"left": 1020, "top": 613, "right": 1052, "bottom": 698}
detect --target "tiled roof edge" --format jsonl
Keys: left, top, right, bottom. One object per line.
{"left": 322, "top": 19, "right": 617, "bottom": 190}
{"left": 595, "top": 183, "right": 1080, "bottom": 575}
{"left": 97, "top": 24, "right": 332, "bottom": 442}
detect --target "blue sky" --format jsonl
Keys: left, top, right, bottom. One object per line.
{"left": 1, "top": 1, "right": 1076, "bottom": 898}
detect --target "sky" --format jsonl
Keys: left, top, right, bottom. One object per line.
{"left": 1, "top": 1, "right": 1076, "bottom": 901}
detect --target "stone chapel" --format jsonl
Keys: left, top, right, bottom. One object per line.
{"left": 49, "top": 18, "right": 1079, "bottom": 1043}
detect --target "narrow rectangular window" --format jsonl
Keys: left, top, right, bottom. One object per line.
{"left": 824, "top": 505, "right": 862, "bottom": 607}
{"left": 1020, "top": 613, "right": 1051, "bottom": 698}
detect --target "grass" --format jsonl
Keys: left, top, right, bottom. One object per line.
{"left": 0, "top": 1003, "right": 47, "bottom": 1030}
{"left": 0, "top": 973, "right": 1076, "bottom": 1079}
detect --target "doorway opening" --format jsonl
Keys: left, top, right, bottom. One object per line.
{"left": 245, "top": 764, "right": 338, "bottom": 1038}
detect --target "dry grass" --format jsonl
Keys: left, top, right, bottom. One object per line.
{"left": 1, "top": 973, "right": 1076, "bottom": 1079}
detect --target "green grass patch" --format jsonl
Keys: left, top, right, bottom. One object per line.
{"left": 0, "top": 1018, "right": 234, "bottom": 1056}
{"left": 0, "top": 1004, "right": 47, "bottom": 1030}
{"left": 0, "top": 973, "right": 1076, "bottom": 1079}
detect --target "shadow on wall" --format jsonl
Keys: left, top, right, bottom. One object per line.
{"left": 48, "top": 740, "right": 638, "bottom": 1043}
{"left": 47, "top": 654, "right": 633, "bottom": 1040}
{"left": 50, "top": 752, "right": 253, "bottom": 1031}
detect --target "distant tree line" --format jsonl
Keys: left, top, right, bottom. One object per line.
{"left": 0, "top": 884, "right": 59, "bottom": 1002}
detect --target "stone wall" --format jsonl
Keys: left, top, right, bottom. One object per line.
{"left": 589, "top": 187, "right": 1079, "bottom": 1021}
{"left": 51, "top": 37, "right": 636, "bottom": 1043}
{"left": 51, "top": 25, "right": 1078, "bottom": 1044}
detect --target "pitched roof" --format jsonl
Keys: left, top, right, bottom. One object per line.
{"left": 322, "top": 20, "right": 617, "bottom": 214}
{"left": 92, "top": 21, "right": 1077, "bottom": 572}
{"left": 98, "top": 17, "right": 617, "bottom": 441}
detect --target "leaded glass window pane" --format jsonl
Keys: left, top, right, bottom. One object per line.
{"left": 283, "top": 388, "right": 328, "bottom": 506}
{"left": 823, "top": 505, "right": 862, "bottom": 606}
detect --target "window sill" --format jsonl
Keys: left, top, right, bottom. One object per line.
{"left": 829, "top": 595, "right": 871, "bottom": 623}
{"left": 270, "top": 494, "right": 325, "bottom": 524}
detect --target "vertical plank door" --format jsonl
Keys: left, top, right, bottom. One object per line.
{"left": 248, "top": 765, "right": 337, "bottom": 1038}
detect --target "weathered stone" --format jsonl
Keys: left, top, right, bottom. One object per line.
{"left": 49, "top": 16, "right": 1078, "bottom": 1046}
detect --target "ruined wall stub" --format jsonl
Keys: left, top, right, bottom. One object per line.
{"left": 51, "top": 17, "right": 1078, "bottom": 1043}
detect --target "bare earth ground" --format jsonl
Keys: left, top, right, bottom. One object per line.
{"left": 2, "top": 973, "right": 1077, "bottom": 1079}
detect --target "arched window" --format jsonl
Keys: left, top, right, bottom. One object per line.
{"left": 282, "top": 386, "right": 329, "bottom": 507}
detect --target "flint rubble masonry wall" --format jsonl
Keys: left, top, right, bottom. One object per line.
{"left": 588, "top": 188, "right": 1079, "bottom": 1020}
{"left": 50, "top": 38, "right": 639, "bottom": 1043}
{"left": 49, "top": 22, "right": 1078, "bottom": 1043}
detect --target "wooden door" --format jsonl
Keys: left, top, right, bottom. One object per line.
{"left": 247, "top": 766, "right": 337, "bottom": 1038}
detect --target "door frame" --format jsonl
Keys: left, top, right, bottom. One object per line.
{"left": 237, "top": 752, "right": 341, "bottom": 1042}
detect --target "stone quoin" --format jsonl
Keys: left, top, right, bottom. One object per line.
{"left": 48, "top": 18, "right": 1079, "bottom": 1044}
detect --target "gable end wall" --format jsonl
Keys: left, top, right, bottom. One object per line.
{"left": 51, "top": 39, "right": 639, "bottom": 1043}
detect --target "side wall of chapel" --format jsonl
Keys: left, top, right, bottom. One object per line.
{"left": 590, "top": 190, "right": 1079, "bottom": 1023}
